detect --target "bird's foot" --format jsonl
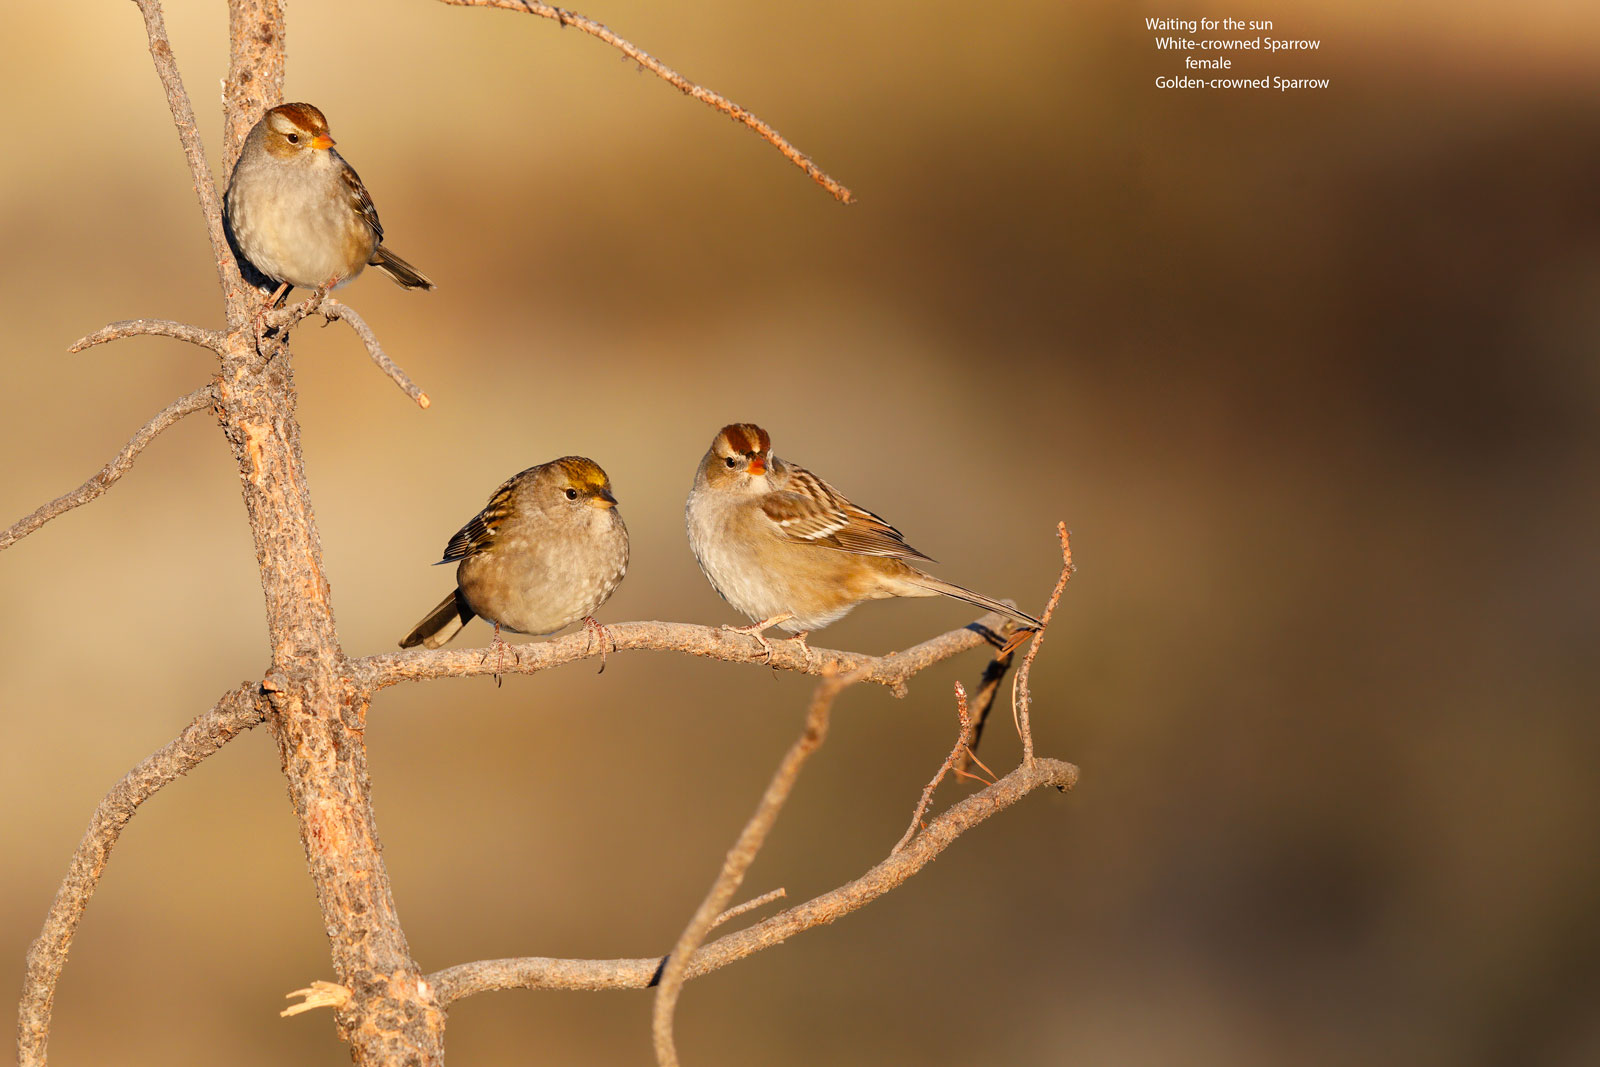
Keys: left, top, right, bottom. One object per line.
{"left": 722, "top": 614, "right": 796, "bottom": 664}
{"left": 583, "top": 616, "right": 611, "bottom": 674}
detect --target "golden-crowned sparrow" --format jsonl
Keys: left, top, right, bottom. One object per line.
{"left": 685, "top": 424, "right": 1039, "bottom": 644}
{"left": 225, "top": 102, "right": 434, "bottom": 294}
{"left": 401, "top": 457, "right": 629, "bottom": 649}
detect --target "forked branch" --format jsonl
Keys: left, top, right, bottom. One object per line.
{"left": 438, "top": 0, "right": 854, "bottom": 203}
{"left": 652, "top": 664, "right": 866, "bottom": 1066}
{"left": 422, "top": 756, "right": 1078, "bottom": 1006}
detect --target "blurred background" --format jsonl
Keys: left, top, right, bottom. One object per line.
{"left": 3, "top": 1, "right": 1598, "bottom": 1063}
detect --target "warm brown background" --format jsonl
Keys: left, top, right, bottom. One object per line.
{"left": 3, "top": 1, "right": 1597, "bottom": 1064}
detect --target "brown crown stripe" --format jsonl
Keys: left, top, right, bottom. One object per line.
{"left": 719, "top": 423, "right": 771, "bottom": 456}
{"left": 272, "top": 102, "right": 329, "bottom": 133}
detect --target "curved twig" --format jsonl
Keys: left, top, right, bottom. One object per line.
{"left": 68, "top": 318, "right": 225, "bottom": 355}
{"left": 320, "top": 300, "right": 431, "bottom": 408}
{"left": 894, "top": 680, "right": 979, "bottom": 854}
{"left": 1014, "top": 524, "right": 1073, "bottom": 763}
{"left": 653, "top": 664, "right": 865, "bottom": 1066}
{"left": 262, "top": 296, "right": 431, "bottom": 407}
{"left": 133, "top": 0, "right": 234, "bottom": 294}
{"left": 438, "top": 0, "right": 853, "bottom": 203}
{"left": 424, "top": 757, "right": 1078, "bottom": 1006}
{"left": 18, "top": 683, "right": 267, "bottom": 1066}
{"left": 355, "top": 614, "right": 1020, "bottom": 695}
{"left": 0, "top": 384, "right": 217, "bottom": 553}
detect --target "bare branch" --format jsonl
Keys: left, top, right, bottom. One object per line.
{"left": 438, "top": 0, "right": 853, "bottom": 203}
{"left": 653, "top": 664, "right": 866, "bottom": 1066}
{"left": 424, "top": 757, "right": 1079, "bottom": 1006}
{"left": 68, "top": 318, "right": 225, "bottom": 355}
{"left": 355, "top": 614, "right": 1021, "bottom": 695}
{"left": 320, "top": 300, "right": 431, "bottom": 408}
{"left": 261, "top": 296, "right": 431, "bottom": 407}
{"left": 0, "top": 384, "right": 217, "bottom": 553}
{"left": 18, "top": 683, "right": 267, "bottom": 1066}
{"left": 1014, "top": 524, "right": 1074, "bottom": 763}
{"left": 893, "top": 681, "right": 979, "bottom": 854}
{"left": 132, "top": 0, "right": 234, "bottom": 295}
{"left": 954, "top": 642, "right": 1016, "bottom": 776}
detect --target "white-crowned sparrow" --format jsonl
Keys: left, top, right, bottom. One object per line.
{"left": 225, "top": 102, "right": 434, "bottom": 294}
{"left": 685, "top": 424, "right": 1039, "bottom": 646}
{"left": 401, "top": 457, "right": 629, "bottom": 650}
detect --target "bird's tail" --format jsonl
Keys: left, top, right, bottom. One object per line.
{"left": 371, "top": 244, "right": 436, "bottom": 291}
{"left": 907, "top": 574, "right": 1041, "bottom": 629}
{"left": 399, "top": 589, "right": 474, "bottom": 649}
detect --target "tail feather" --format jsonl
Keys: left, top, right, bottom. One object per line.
{"left": 907, "top": 574, "right": 1041, "bottom": 629}
{"left": 371, "top": 244, "right": 436, "bottom": 291}
{"left": 400, "top": 589, "right": 474, "bottom": 649}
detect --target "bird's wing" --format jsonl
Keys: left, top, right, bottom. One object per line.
{"left": 760, "top": 463, "right": 935, "bottom": 562}
{"left": 334, "top": 150, "right": 384, "bottom": 243}
{"left": 439, "top": 477, "right": 516, "bottom": 562}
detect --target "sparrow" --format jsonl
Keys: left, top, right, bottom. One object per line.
{"left": 685, "top": 423, "right": 1039, "bottom": 653}
{"left": 401, "top": 458, "right": 629, "bottom": 651}
{"left": 225, "top": 102, "right": 434, "bottom": 296}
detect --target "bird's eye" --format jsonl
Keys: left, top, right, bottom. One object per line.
{"left": 285, "top": 132, "right": 300, "bottom": 144}
{"left": 565, "top": 488, "right": 578, "bottom": 500}
{"left": 725, "top": 456, "right": 739, "bottom": 468}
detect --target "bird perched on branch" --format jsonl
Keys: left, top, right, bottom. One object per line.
{"left": 400, "top": 458, "right": 629, "bottom": 652}
{"left": 685, "top": 423, "right": 1039, "bottom": 655}
{"left": 225, "top": 102, "right": 434, "bottom": 297}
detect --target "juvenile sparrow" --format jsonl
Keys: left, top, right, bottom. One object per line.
{"left": 225, "top": 102, "right": 434, "bottom": 295}
{"left": 400, "top": 458, "right": 629, "bottom": 650}
{"left": 685, "top": 424, "right": 1039, "bottom": 650}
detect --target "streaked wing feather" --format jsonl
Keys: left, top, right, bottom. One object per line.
{"left": 439, "top": 480, "right": 515, "bottom": 562}
{"left": 762, "top": 464, "right": 935, "bottom": 562}
{"left": 334, "top": 151, "right": 384, "bottom": 243}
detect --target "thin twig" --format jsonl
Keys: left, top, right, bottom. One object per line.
{"left": 1012, "top": 524, "right": 1073, "bottom": 764}
{"left": 424, "top": 757, "right": 1078, "bottom": 1005}
{"left": 320, "top": 300, "right": 431, "bottom": 408}
{"left": 18, "top": 684, "right": 266, "bottom": 1066}
{"left": 710, "top": 888, "right": 787, "bottom": 931}
{"left": 259, "top": 295, "right": 430, "bottom": 407}
{"left": 132, "top": 0, "right": 234, "bottom": 294}
{"left": 652, "top": 668, "right": 864, "bottom": 1067}
{"left": 438, "top": 0, "right": 853, "bottom": 203}
{"left": 68, "top": 318, "right": 224, "bottom": 355}
{"left": 356, "top": 613, "right": 1024, "bottom": 695}
{"left": 893, "top": 681, "right": 979, "bottom": 854}
{"left": 0, "top": 385, "right": 217, "bottom": 553}
{"left": 954, "top": 643, "right": 1016, "bottom": 776}
{"left": 652, "top": 663, "right": 866, "bottom": 1066}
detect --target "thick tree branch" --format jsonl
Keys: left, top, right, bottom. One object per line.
{"left": 437, "top": 0, "right": 853, "bottom": 203}
{"left": 355, "top": 614, "right": 1020, "bottom": 695}
{"left": 0, "top": 384, "right": 217, "bottom": 553}
{"left": 653, "top": 664, "right": 865, "bottom": 1066}
{"left": 68, "top": 318, "right": 225, "bottom": 355}
{"left": 17, "top": 683, "right": 267, "bottom": 1067}
{"left": 424, "top": 757, "right": 1078, "bottom": 1006}
{"left": 132, "top": 0, "right": 236, "bottom": 296}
